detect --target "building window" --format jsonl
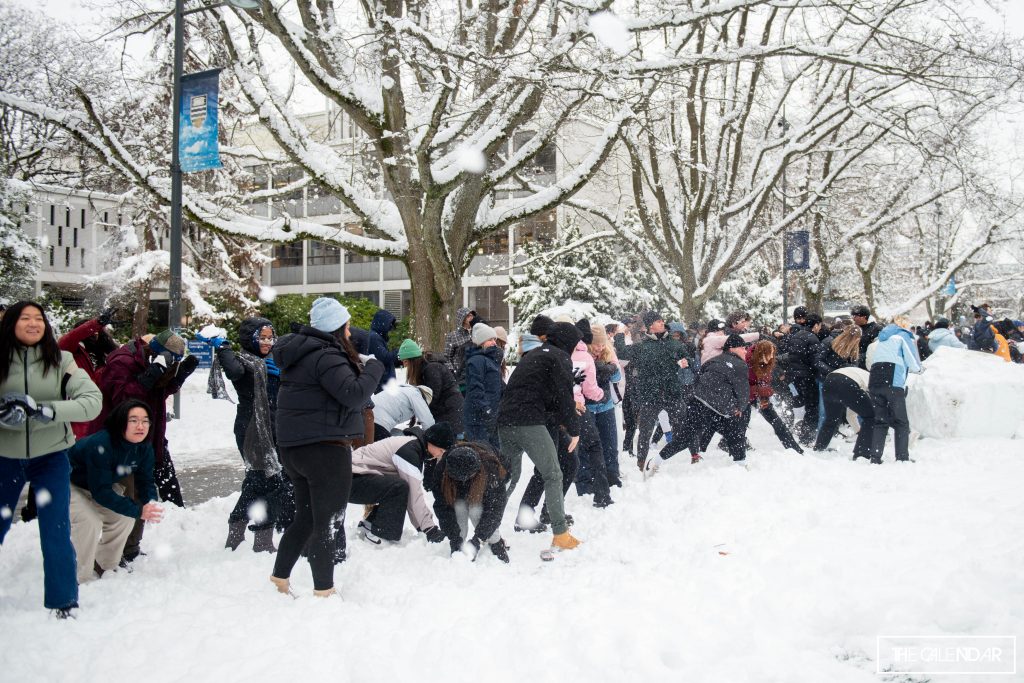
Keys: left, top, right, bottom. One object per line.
{"left": 65, "top": 208, "right": 71, "bottom": 227}
{"left": 468, "top": 285, "right": 510, "bottom": 329}
{"left": 307, "top": 240, "right": 340, "bottom": 265}
{"left": 80, "top": 248, "right": 85, "bottom": 269}
{"left": 347, "top": 290, "right": 380, "bottom": 306}
{"left": 49, "top": 246, "right": 54, "bottom": 267}
{"left": 49, "top": 205, "right": 55, "bottom": 225}
{"left": 103, "top": 211, "right": 108, "bottom": 224}
{"left": 272, "top": 242, "right": 303, "bottom": 268}
{"left": 514, "top": 210, "right": 557, "bottom": 247}
{"left": 513, "top": 131, "right": 557, "bottom": 175}
{"left": 65, "top": 247, "right": 71, "bottom": 268}
{"left": 80, "top": 209, "right": 86, "bottom": 229}
{"left": 73, "top": 228, "right": 78, "bottom": 248}
{"left": 58, "top": 226, "right": 63, "bottom": 246}
{"left": 476, "top": 230, "right": 509, "bottom": 256}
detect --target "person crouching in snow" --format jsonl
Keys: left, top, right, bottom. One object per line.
{"left": 199, "top": 318, "right": 292, "bottom": 554}
{"left": 370, "top": 382, "right": 435, "bottom": 442}
{"left": 431, "top": 443, "right": 511, "bottom": 563}
{"left": 69, "top": 399, "right": 163, "bottom": 583}
{"left": 349, "top": 422, "right": 454, "bottom": 546}
{"left": 647, "top": 334, "right": 751, "bottom": 475}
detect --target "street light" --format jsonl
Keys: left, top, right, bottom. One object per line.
{"left": 169, "top": 0, "right": 258, "bottom": 417}
{"left": 778, "top": 114, "right": 791, "bottom": 324}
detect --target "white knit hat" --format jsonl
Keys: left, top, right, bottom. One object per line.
{"left": 471, "top": 322, "right": 497, "bottom": 345}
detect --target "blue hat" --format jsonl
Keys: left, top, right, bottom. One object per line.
{"left": 309, "top": 297, "right": 351, "bottom": 333}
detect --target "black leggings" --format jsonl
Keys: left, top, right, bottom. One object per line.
{"left": 746, "top": 399, "right": 802, "bottom": 452}
{"left": 636, "top": 397, "right": 686, "bottom": 464}
{"left": 814, "top": 374, "right": 874, "bottom": 451}
{"left": 272, "top": 443, "right": 352, "bottom": 591}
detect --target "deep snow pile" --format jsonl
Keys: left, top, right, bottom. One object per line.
{"left": 2, "top": 368, "right": 1023, "bottom": 682}
{"left": 907, "top": 347, "right": 1024, "bottom": 439}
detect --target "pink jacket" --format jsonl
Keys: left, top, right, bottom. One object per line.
{"left": 572, "top": 341, "right": 604, "bottom": 404}
{"left": 351, "top": 436, "right": 436, "bottom": 531}
{"left": 700, "top": 331, "right": 760, "bottom": 365}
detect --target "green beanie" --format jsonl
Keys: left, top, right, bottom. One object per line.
{"left": 397, "top": 338, "right": 423, "bottom": 360}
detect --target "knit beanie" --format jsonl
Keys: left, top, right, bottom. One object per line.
{"left": 707, "top": 319, "right": 727, "bottom": 333}
{"left": 529, "top": 315, "right": 554, "bottom": 337}
{"left": 471, "top": 322, "right": 498, "bottom": 345}
{"left": 575, "top": 318, "right": 594, "bottom": 345}
{"left": 397, "top": 338, "right": 423, "bottom": 360}
{"left": 445, "top": 446, "right": 481, "bottom": 482}
{"left": 722, "top": 333, "right": 747, "bottom": 351}
{"left": 309, "top": 297, "right": 351, "bottom": 333}
{"left": 494, "top": 326, "right": 508, "bottom": 344}
{"left": 151, "top": 330, "right": 186, "bottom": 358}
{"left": 424, "top": 422, "right": 455, "bottom": 450}
{"left": 641, "top": 311, "right": 663, "bottom": 328}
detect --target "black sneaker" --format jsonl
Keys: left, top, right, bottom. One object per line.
{"left": 593, "top": 497, "right": 615, "bottom": 509}
{"left": 54, "top": 603, "right": 79, "bottom": 620}
{"left": 117, "top": 558, "right": 135, "bottom": 573}
{"left": 490, "top": 539, "right": 510, "bottom": 563}
{"left": 514, "top": 522, "right": 548, "bottom": 534}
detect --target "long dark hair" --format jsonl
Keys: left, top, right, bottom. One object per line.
{"left": 441, "top": 442, "right": 507, "bottom": 506}
{"left": 71, "top": 318, "right": 118, "bottom": 368}
{"left": 0, "top": 301, "right": 62, "bottom": 386}
{"left": 404, "top": 355, "right": 424, "bottom": 386}
{"left": 332, "top": 322, "right": 363, "bottom": 374}
{"left": 105, "top": 399, "right": 153, "bottom": 445}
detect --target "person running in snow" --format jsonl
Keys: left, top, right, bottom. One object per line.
{"left": 269, "top": 298, "right": 384, "bottom": 598}
{"left": 497, "top": 321, "right": 582, "bottom": 552}
{"left": 927, "top": 317, "right": 966, "bottom": 353}
{"left": 68, "top": 399, "right": 163, "bottom": 584}
{"left": 865, "top": 316, "right": 922, "bottom": 464}
{"left": 370, "top": 383, "right": 435, "bottom": 441}
{"left": 814, "top": 365, "right": 874, "bottom": 457}
{"left": 647, "top": 334, "right": 751, "bottom": 474}
{"left": 429, "top": 442, "right": 511, "bottom": 563}
{"left": 199, "top": 318, "right": 292, "bottom": 554}
{"left": 398, "top": 339, "right": 464, "bottom": 436}
{"left": 462, "top": 322, "right": 504, "bottom": 450}
{"left": 613, "top": 311, "right": 689, "bottom": 470}
{"left": 743, "top": 340, "right": 803, "bottom": 454}
{"left": 0, "top": 300, "right": 102, "bottom": 619}
{"left": 443, "top": 306, "right": 476, "bottom": 390}
{"left": 349, "top": 423, "right": 454, "bottom": 545}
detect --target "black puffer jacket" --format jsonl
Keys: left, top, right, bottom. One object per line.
{"left": 496, "top": 323, "right": 580, "bottom": 437}
{"left": 421, "top": 353, "right": 464, "bottom": 435}
{"left": 429, "top": 449, "right": 508, "bottom": 547}
{"left": 692, "top": 352, "right": 749, "bottom": 418}
{"left": 217, "top": 317, "right": 279, "bottom": 451}
{"left": 781, "top": 324, "right": 820, "bottom": 379}
{"left": 273, "top": 326, "right": 384, "bottom": 447}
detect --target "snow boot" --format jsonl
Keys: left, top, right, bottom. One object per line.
{"left": 644, "top": 453, "right": 663, "bottom": 479}
{"left": 253, "top": 527, "right": 277, "bottom": 554}
{"left": 53, "top": 603, "right": 78, "bottom": 620}
{"left": 490, "top": 539, "right": 511, "bottom": 563}
{"left": 551, "top": 531, "right": 581, "bottom": 551}
{"left": 593, "top": 495, "right": 614, "bottom": 509}
{"left": 357, "top": 519, "right": 382, "bottom": 545}
{"left": 225, "top": 520, "right": 246, "bottom": 551}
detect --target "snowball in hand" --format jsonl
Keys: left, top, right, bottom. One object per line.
{"left": 199, "top": 324, "right": 228, "bottom": 339}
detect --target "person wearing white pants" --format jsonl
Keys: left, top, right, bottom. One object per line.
{"left": 70, "top": 484, "right": 136, "bottom": 583}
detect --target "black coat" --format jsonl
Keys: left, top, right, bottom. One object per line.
{"left": 217, "top": 317, "right": 280, "bottom": 451}
{"left": 429, "top": 453, "right": 507, "bottom": 546}
{"left": 496, "top": 343, "right": 579, "bottom": 437}
{"left": 692, "top": 352, "right": 749, "bottom": 417}
{"left": 781, "top": 324, "right": 820, "bottom": 379}
{"left": 858, "top": 322, "right": 881, "bottom": 368}
{"left": 421, "top": 353, "right": 464, "bottom": 434}
{"left": 814, "top": 342, "right": 856, "bottom": 381}
{"left": 273, "top": 326, "right": 384, "bottom": 447}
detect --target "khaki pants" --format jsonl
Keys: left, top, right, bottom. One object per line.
{"left": 70, "top": 484, "right": 135, "bottom": 583}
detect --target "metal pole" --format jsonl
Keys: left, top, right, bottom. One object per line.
{"left": 781, "top": 164, "right": 788, "bottom": 324}
{"left": 170, "top": 0, "right": 184, "bottom": 419}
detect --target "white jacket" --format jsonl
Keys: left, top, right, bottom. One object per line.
{"left": 371, "top": 384, "right": 435, "bottom": 432}
{"left": 351, "top": 436, "right": 436, "bottom": 531}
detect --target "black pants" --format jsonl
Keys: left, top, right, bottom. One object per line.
{"left": 636, "top": 396, "right": 686, "bottom": 464}
{"left": 573, "top": 412, "right": 612, "bottom": 505}
{"left": 373, "top": 423, "right": 392, "bottom": 442}
{"left": 869, "top": 386, "right": 911, "bottom": 462}
{"left": 155, "top": 441, "right": 184, "bottom": 508}
{"left": 621, "top": 376, "right": 638, "bottom": 452}
{"left": 272, "top": 442, "right": 352, "bottom": 591}
{"left": 814, "top": 374, "right": 874, "bottom": 451}
{"left": 748, "top": 400, "right": 802, "bottom": 452}
{"left": 662, "top": 398, "right": 747, "bottom": 462}
{"left": 348, "top": 473, "right": 410, "bottom": 541}
{"left": 791, "top": 375, "right": 820, "bottom": 443}
{"left": 228, "top": 470, "right": 294, "bottom": 532}
{"left": 521, "top": 426, "right": 577, "bottom": 516}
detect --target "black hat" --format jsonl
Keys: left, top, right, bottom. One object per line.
{"left": 547, "top": 322, "right": 582, "bottom": 353}
{"left": 805, "top": 312, "right": 823, "bottom": 326}
{"left": 722, "top": 333, "right": 747, "bottom": 350}
{"left": 575, "top": 318, "right": 594, "bottom": 345}
{"left": 530, "top": 315, "right": 554, "bottom": 337}
{"left": 424, "top": 422, "right": 455, "bottom": 450}
{"left": 850, "top": 305, "right": 871, "bottom": 318}
{"left": 444, "top": 446, "right": 481, "bottom": 482}
{"left": 641, "top": 311, "right": 664, "bottom": 328}
{"left": 707, "top": 318, "right": 727, "bottom": 332}
{"left": 793, "top": 306, "right": 808, "bottom": 320}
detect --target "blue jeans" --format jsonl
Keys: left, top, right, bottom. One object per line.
{"left": 0, "top": 451, "right": 79, "bottom": 609}
{"left": 816, "top": 380, "right": 826, "bottom": 431}
{"left": 593, "top": 409, "right": 620, "bottom": 482}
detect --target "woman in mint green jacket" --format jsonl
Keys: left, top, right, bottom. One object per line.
{"left": 0, "top": 301, "right": 102, "bottom": 618}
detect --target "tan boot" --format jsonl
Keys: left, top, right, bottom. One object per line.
{"left": 551, "top": 531, "right": 581, "bottom": 550}
{"left": 313, "top": 587, "right": 337, "bottom": 598}
{"left": 269, "top": 575, "right": 292, "bottom": 595}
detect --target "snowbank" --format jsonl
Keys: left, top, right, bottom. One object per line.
{"left": 906, "top": 346, "right": 1024, "bottom": 439}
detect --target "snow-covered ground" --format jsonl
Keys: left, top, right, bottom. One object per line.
{"left": 2, "top": 369, "right": 1023, "bottom": 682}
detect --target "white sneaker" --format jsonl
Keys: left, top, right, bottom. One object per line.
{"left": 644, "top": 454, "right": 664, "bottom": 480}
{"left": 357, "top": 519, "right": 382, "bottom": 545}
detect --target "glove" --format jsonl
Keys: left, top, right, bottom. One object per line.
{"left": 358, "top": 353, "right": 377, "bottom": 364}
{"left": 423, "top": 526, "right": 445, "bottom": 544}
{"left": 1, "top": 393, "right": 38, "bottom": 413}
{"left": 175, "top": 354, "right": 200, "bottom": 381}
{"left": 195, "top": 333, "right": 227, "bottom": 349}
{"left": 33, "top": 405, "right": 56, "bottom": 423}
{"left": 97, "top": 307, "right": 116, "bottom": 327}
{"left": 152, "top": 352, "right": 174, "bottom": 369}
{"left": 0, "top": 401, "right": 28, "bottom": 429}
{"left": 450, "top": 537, "right": 464, "bottom": 556}
{"left": 572, "top": 367, "right": 586, "bottom": 385}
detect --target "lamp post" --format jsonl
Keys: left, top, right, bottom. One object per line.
{"left": 778, "top": 114, "right": 790, "bottom": 324}
{"left": 169, "top": 0, "right": 258, "bottom": 417}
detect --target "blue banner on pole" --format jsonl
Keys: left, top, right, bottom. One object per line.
{"left": 784, "top": 230, "right": 810, "bottom": 270}
{"left": 942, "top": 276, "right": 956, "bottom": 296}
{"left": 179, "top": 69, "right": 222, "bottom": 173}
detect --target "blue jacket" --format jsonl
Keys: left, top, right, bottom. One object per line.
{"left": 871, "top": 325, "right": 922, "bottom": 388}
{"left": 928, "top": 327, "right": 966, "bottom": 353}
{"left": 351, "top": 323, "right": 397, "bottom": 391}
{"left": 69, "top": 430, "right": 156, "bottom": 518}
{"left": 463, "top": 345, "right": 503, "bottom": 426}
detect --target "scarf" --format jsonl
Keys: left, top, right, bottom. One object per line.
{"left": 207, "top": 353, "right": 236, "bottom": 403}
{"left": 234, "top": 350, "right": 282, "bottom": 476}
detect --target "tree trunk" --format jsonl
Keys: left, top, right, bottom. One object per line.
{"left": 405, "top": 236, "right": 460, "bottom": 352}
{"left": 131, "top": 279, "right": 152, "bottom": 338}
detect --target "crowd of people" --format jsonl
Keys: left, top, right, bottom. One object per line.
{"left": 0, "top": 296, "right": 1020, "bottom": 615}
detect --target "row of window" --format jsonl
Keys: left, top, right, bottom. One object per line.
{"left": 45, "top": 206, "right": 123, "bottom": 229}
{"left": 48, "top": 246, "right": 86, "bottom": 270}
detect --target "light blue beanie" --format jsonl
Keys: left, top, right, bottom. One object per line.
{"left": 310, "top": 297, "right": 351, "bottom": 333}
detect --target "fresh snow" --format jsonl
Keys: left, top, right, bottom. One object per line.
{"left": 1, "top": 365, "right": 1023, "bottom": 682}
{"left": 588, "top": 11, "right": 632, "bottom": 57}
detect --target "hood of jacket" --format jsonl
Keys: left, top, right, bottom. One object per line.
{"left": 878, "top": 323, "right": 913, "bottom": 344}
{"left": 547, "top": 322, "right": 582, "bottom": 354}
{"left": 371, "top": 309, "right": 397, "bottom": 341}
{"left": 519, "top": 332, "right": 543, "bottom": 354}
{"left": 454, "top": 307, "right": 472, "bottom": 330}
{"left": 465, "top": 344, "right": 503, "bottom": 364}
{"left": 272, "top": 326, "right": 341, "bottom": 371}
{"left": 238, "top": 317, "right": 275, "bottom": 355}
{"left": 928, "top": 328, "right": 956, "bottom": 343}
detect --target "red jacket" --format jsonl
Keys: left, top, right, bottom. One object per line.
{"left": 746, "top": 346, "right": 774, "bottom": 402}
{"left": 58, "top": 319, "right": 106, "bottom": 438}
